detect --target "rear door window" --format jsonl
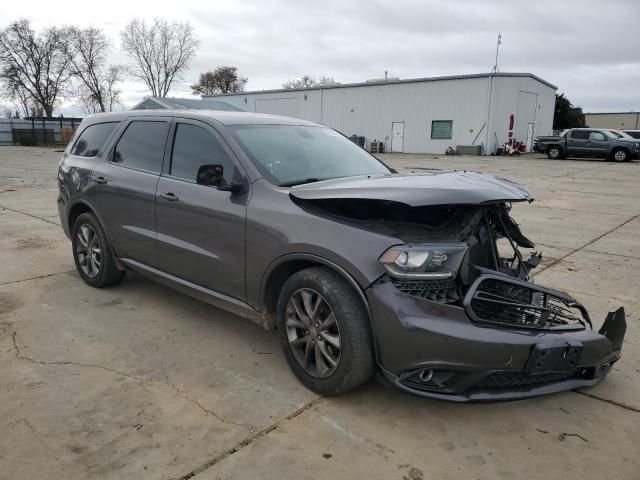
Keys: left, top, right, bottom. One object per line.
{"left": 70, "top": 122, "right": 119, "bottom": 157}
{"left": 588, "top": 131, "right": 606, "bottom": 141}
{"left": 112, "top": 121, "right": 169, "bottom": 173}
{"left": 169, "top": 123, "right": 236, "bottom": 183}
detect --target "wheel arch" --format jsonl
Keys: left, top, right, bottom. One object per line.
{"left": 546, "top": 144, "right": 563, "bottom": 153}
{"left": 611, "top": 146, "right": 630, "bottom": 160}
{"left": 68, "top": 200, "right": 96, "bottom": 232}
{"left": 67, "top": 200, "right": 125, "bottom": 270}
{"left": 260, "top": 254, "right": 378, "bottom": 353}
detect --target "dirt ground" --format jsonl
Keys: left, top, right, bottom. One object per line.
{"left": 1, "top": 146, "right": 638, "bottom": 480}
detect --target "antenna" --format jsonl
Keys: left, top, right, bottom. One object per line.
{"left": 492, "top": 33, "right": 502, "bottom": 73}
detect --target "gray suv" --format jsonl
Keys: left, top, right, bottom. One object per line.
{"left": 57, "top": 110, "right": 626, "bottom": 401}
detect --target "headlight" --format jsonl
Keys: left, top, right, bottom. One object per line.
{"left": 379, "top": 243, "right": 468, "bottom": 280}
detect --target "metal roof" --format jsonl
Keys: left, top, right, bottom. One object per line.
{"left": 204, "top": 72, "right": 557, "bottom": 98}
{"left": 132, "top": 97, "right": 242, "bottom": 111}
{"left": 584, "top": 111, "right": 640, "bottom": 115}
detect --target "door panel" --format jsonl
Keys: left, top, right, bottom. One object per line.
{"left": 585, "top": 131, "right": 609, "bottom": 156}
{"left": 156, "top": 178, "right": 247, "bottom": 299}
{"left": 155, "top": 119, "right": 248, "bottom": 300}
{"left": 89, "top": 119, "right": 170, "bottom": 266}
{"left": 566, "top": 131, "right": 588, "bottom": 154}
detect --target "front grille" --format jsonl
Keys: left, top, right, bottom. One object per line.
{"left": 475, "top": 371, "right": 574, "bottom": 389}
{"left": 466, "top": 276, "right": 588, "bottom": 330}
{"left": 393, "top": 278, "right": 459, "bottom": 304}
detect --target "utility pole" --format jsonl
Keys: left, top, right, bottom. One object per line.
{"left": 492, "top": 33, "right": 502, "bottom": 73}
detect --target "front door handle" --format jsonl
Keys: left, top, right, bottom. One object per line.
{"left": 159, "top": 192, "right": 179, "bottom": 202}
{"left": 92, "top": 176, "right": 108, "bottom": 185}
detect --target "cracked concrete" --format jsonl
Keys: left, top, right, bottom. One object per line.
{"left": 9, "top": 322, "right": 258, "bottom": 433}
{"left": 0, "top": 146, "right": 638, "bottom": 479}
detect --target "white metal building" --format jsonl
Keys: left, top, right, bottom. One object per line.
{"left": 205, "top": 72, "right": 556, "bottom": 154}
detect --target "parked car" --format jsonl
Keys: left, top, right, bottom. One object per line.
{"left": 57, "top": 111, "right": 626, "bottom": 401}
{"left": 623, "top": 129, "right": 640, "bottom": 139}
{"left": 534, "top": 128, "right": 640, "bottom": 161}
{"left": 607, "top": 129, "right": 635, "bottom": 139}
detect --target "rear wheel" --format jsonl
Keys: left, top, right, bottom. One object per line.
{"left": 277, "top": 267, "right": 374, "bottom": 395}
{"left": 71, "top": 213, "right": 125, "bottom": 288}
{"left": 612, "top": 148, "right": 629, "bottom": 162}
{"left": 547, "top": 146, "right": 563, "bottom": 159}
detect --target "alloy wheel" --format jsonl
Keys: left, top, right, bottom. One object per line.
{"left": 285, "top": 288, "right": 341, "bottom": 378}
{"left": 614, "top": 150, "right": 627, "bottom": 161}
{"left": 549, "top": 147, "right": 560, "bottom": 159}
{"left": 76, "top": 224, "right": 101, "bottom": 278}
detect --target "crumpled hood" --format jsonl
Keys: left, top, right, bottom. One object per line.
{"left": 290, "top": 171, "right": 534, "bottom": 206}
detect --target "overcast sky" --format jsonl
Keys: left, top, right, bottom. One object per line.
{"left": 2, "top": 0, "right": 639, "bottom": 115}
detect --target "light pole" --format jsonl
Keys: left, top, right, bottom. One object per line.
{"left": 492, "top": 33, "right": 502, "bottom": 73}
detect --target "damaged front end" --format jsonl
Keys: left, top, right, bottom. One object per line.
{"left": 291, "top": 175, "right": 627, "bottom": 401}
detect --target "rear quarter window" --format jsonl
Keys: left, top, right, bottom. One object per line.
{"left": 70, "top": 122, "right": 119, "bottom": 157}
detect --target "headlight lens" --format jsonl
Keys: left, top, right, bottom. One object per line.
{"left": 379, "top": 243, "right": 468, "bottom": 280}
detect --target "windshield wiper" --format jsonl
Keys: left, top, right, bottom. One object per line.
{"left": 280, "top": 178, "right": 321, "bottom": 187}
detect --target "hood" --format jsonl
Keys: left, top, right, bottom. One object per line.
{"left": 289, "top": 172, "right": 534, "bottom": 207}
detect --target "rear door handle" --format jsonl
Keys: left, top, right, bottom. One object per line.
{"left": 92, "top": 176, "right": 108, "bottom": 185}
{"left": 159, "top": 192, "right": 179, "bottom": 202}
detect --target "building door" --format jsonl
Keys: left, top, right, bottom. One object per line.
{"left": 391, "top": 122, "right": 404, "bottom": 152}
{"left": 526, "top": 123, "right": 535, "bottom": 151}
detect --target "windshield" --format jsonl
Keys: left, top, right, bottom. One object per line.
{"left": 229, "top": 125, "right": 391, "bottom": 186}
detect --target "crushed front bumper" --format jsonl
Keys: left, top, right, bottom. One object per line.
{"left": 367, "top": 277, "right": 626, "bottom": 402}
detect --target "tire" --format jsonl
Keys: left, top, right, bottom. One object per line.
{"left": 547, "top": 146, "right": 563, "bottom": 159}
{"left": 276, "top": 266, "right": 374, "bottom": 395}
{"left": 612, "top": 148, "right": 629, "bottom": 162}
{"left": 71, "top": 212, "right": 125, "bottom": 288}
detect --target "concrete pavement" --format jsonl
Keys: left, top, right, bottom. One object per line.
{"left": 1, "top": 147, "right": 638, "bottom": 479}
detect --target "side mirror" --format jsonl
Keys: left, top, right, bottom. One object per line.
{"left": 197, "top": 164, "right": 242, "bottom": 193}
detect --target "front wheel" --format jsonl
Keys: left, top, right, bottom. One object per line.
{"left": 612, "top": 148, "right": 629, "bottom": 162}
{"left": 547, "top": 146, "right": 563, "bottom": 159}
{"left": 277, "top": 267, "right": 374, "bottom": 395}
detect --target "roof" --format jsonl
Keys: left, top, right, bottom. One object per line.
{"left": 204, "top": 72, "right": 557, "bottom": 98}
{"left": 584, "top": 111, "right": 640, "bottom": 115}
{"left": 80, "top": 110, "right": 320, "bottom": 127}
{"left": 131, "top": 97, "right": 242, "bottom": 111}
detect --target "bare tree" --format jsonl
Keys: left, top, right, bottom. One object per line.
{"left": 0, "top": 19, "right": 71, "bottom": 117}
{"left": 1, "top": 77, "right": 35, "bottom": 117}
{"left": 65, "top": 26, "right": 122, "bottom": 113}
{"left": 191, "top": 66, "right": 247, "bottom": 95}
{"left": 0, "top": 104, "right": 13, "bottom": 118}
{"left": 283, "top": 75, "right": 337, "bottom": 89}
{"left": 121, "top": 18, "right": 199, "bottom": 98}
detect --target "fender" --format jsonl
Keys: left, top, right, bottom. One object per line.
{"left": 260, "top": 252, "right": 381, "bottom": 359}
